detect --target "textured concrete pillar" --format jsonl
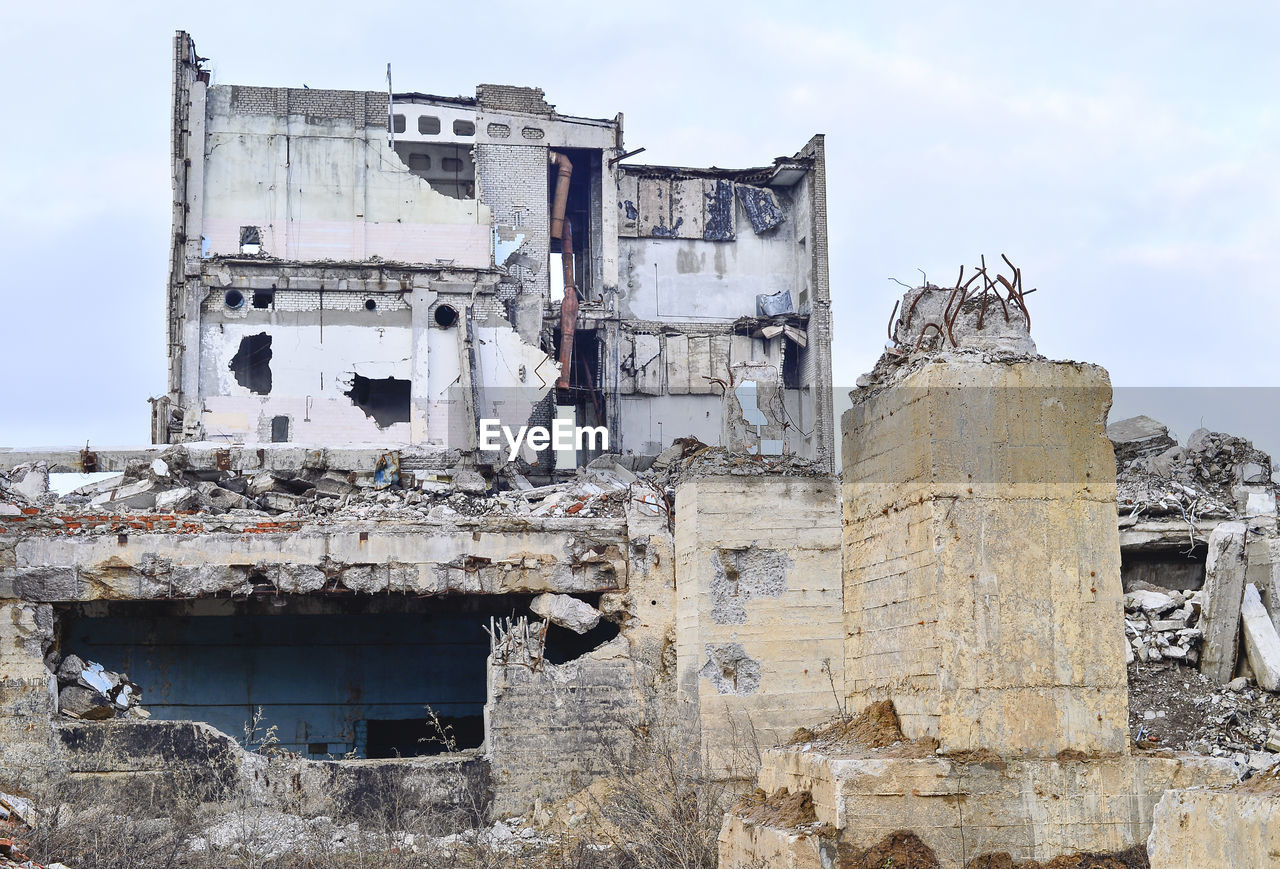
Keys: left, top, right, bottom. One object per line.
{"left": 674, "top": 475, "right": 843, "bottom": 777}
{"left": 842, "top": 359, "right": 1128, "bottom": 756}
{"left": 0, "top": 601, "right": 59, "bottom": 791}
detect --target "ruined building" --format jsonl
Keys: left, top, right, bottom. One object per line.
{"left": 157, "top": 32, "right": 834, "bottom": 472}
{"left": 2, "top": 31, "right": 1278, "bottom": 869}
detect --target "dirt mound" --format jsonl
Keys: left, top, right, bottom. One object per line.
{"left": 732, "top": 787, "right": 818, "bottom": 828}
{"left": 840, "top": 830, "right": 940, "bottom": 868}
{"left": 790, "top": 699, "right": 935, "bottom": 756}
{"left": 966, "top": 846, "right": 1149, "bottom": 869}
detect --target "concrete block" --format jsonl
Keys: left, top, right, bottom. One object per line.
{"left": 1241, "top": 583, "right": 1280, "bottom": 691}
{"left": 1148, "top": 788, "right": 1280, "bottom": 867}
{"left": 842, "top": 359, "right": 1127, "bottom": 755}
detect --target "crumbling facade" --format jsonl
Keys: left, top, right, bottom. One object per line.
{"left": 159, "top": 32, "right": 834, "bottom": 473}
{"left": 2, "top": 31, "right": 1279, "bottom": 868}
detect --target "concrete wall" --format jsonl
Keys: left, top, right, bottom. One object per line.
{"left": 674, "top": 475, "right": 843, "bottom": 776}
{"left": 617, "top": 190, "right": 805, "bottom": 323}
{"left": 4, "top": 518, "right": 628, "bottom": 602}
{"left": 201, "top": 86, "right": 492, "bottom": 265}
{"left": 724, "top": 747, "right": 1238, "bottom": 868}
{"left": 842, "top": 360, "right": 1129, "bottom": 756}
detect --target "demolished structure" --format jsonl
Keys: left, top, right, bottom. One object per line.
{"left": 158, "top": 32, "right": 834, "bottom": 471}
{"left": 2, "top": 31, "right": 1280, "bottom": 869}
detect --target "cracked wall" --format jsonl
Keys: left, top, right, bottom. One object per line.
{"left": 674, "top": 475, "right": 843, "bottom": 776}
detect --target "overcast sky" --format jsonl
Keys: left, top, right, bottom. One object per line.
{"left": 1, "top": 2, "right": 1276, "bottom": 451}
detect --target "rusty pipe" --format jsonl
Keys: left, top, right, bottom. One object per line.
{"left": 549, "top": 151, "right": 573, "bottom": 240}
{"left": 556, "top": 220, "right": 578, "bottom": 390}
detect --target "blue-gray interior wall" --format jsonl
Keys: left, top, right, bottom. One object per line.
{"left": 61, "top": 600, "right": 507, "bottom": 758}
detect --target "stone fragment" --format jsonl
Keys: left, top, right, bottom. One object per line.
{"left": 1240, "top": 583, "right": 1280, "bottom": 692}
{"left": 1125, "top": 589, "right": 1177, "bottom": 613}
{"left": 452, "top": 469, "right": 487, "bottom": 494}
{"left": 55, "top": 654, "right": 87, "bottom": 683}
{"left": 1108, "top": 415, "right": 1176, "bottom": 467}
{"left": 59, "top": 685, "right": 115, "bottom": 720}
{"left": 12, "top": 463, "right": 50, "bottom": 501}
{"left": 530, "top": 593, "right": 602, "bottom": 634}
{"left": 155, "top": 486, "right": 201, "bottom": 511}
{"left": 90, "top": 478, "right": 158, "bottom": 510}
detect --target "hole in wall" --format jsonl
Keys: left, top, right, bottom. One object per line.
{"left": 433, "top": 304, "right": 459, "bottom": 328}
{"left": 452, "top": 119, "right": 475, "bottom": 136}
{"left": 239, "top": 226, "right": 261, "bottom": 255}
{"left": 418, "top": 115, "right": 440, "bottom": 135}
{"left": 392, "top": 114, "right": 406, "bottom": 134}
{"left": 270, "top": 416, "right": 290, "bottom": 443}
{"left": 229, "top": 333, "right": 272, "bottom": 395}
{"left": 252, "top": 289, "right": 274, "bottom": 309}
{"left": 364, "top": 299, "right": 377, "bottom": 312}
{"left": 224, "top": 290, "right": 245, "bottom": 310}
{"left": 345, "top": 375, "right": 411, "bottom": 427}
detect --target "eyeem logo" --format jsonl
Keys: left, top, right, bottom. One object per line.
{"left": 479, "top": 419, "right": 609, "bottom": 462}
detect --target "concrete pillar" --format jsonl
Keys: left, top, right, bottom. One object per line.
{"left": 674, "top": 475, "right": 843, "bottom": 777}
{"left": 0, "top": 602, "right": 59, "bottom": 791}
{"left": 842, "top": 359, "right": 1128, "bottom": 756}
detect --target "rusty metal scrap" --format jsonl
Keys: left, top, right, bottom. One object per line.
{"left": 887, "top": 254, "right": 1036, "bottom": 352}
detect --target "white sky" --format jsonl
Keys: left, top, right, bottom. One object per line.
{"left": 1, "top": 1, "right": 1276, "bottom": 450}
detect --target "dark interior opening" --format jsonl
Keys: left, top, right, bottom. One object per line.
{"left": 225, "top": 289, "right": 245, "bottom": 310}
{"left": 365, "top": 714, "right": 485, "bottom": 759}
{"left": 434, "top": 304, "right": 459, "bottom": 328}
{"left": 1122, "top": 549, "right": 1206, "bottom": 592}
{"left": 345, "top": 375, "right": 410, "bottom": 427}
{"left": 270, "top": 415, "right": 290, "bottom": 443}
{"left": 548, "top": 147, "right": 601, "bottom": 297}
{"left": 57, "top": 594, "right": 615, "bottom": 759}
{"left": 252, "top": 289, "right": 274, "bottom": 309}
{"left": 229, "top": 333, "right": 272, "bottom": 395}
{"left": 783, "top": 338, "right": 804, "bottom": 389}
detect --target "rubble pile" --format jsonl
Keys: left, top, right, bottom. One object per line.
{"left": 1124, "top": 583, "right": 1203, "bottom": 666}
{"left": 1111, "top": 416, "right": 1278, "bottom": 521}
{"left": 48, "top": 653, "right": 147, "bottom": 721}
{"left": 0, "top": 440, "right": 825, "bottom": 534}
{"left": 1129, "top": 660, "right": 1280, "bottom": 775}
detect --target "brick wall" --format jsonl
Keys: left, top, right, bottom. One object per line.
{"left": 228, "top": 86, "right": 388, "bottom": 128}
{"left": 476, "top": 84, "right": 552, "bottom": 116}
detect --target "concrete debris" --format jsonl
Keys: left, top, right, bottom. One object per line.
{"left": 10, "top": 463, "right": 50, "bottom": 503}
{"left": 0, "top": 441, "right": 827, "bottom": 538}
{"left": 1125, "top": 583, "right": 1202, "bottom": 665}
{"left": 1107, "top": 414, "right": 1177, "bottom": 468}
{"left": 1115, "top": 421, "right": 1278, "bottom": 522}
{"left": 53, "top": 654, "right": 143, "bottom": 719}
{"left": 529, "top": 593, "right": 601, "bottom": 634}
{"left": 1129, "top": 659, "right": 1280, "bottom": 776}
{"left": 1241, "top": 584, "right": 1280, "bottom": 692}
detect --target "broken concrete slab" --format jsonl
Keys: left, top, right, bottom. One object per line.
{"left": 1241, "top": 583, "right": 1280, "bottom": 692}
{"left": 529, "top": 593, "right": 601, "bottom": 634}
{"left": 89, "top": 478, "right": 158, "bottom": 510}
{"left": 155, "top": 486, "right": 202, "bottom": 512}
{"left": 12, "top": 463, "right": 50, "bottom": 502}
{"left": 1108, "top": 415, "right": 1177, "bottom": 468}
{"left": 1200, "top": 521, "right": 1248, "bottom": 683}
{"left": 58, "top": 685, "right": 114, "bottom": 720}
